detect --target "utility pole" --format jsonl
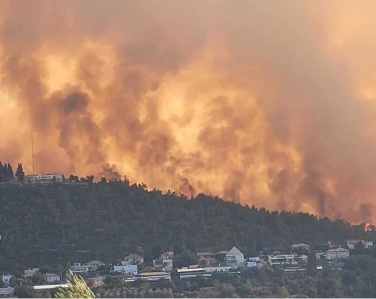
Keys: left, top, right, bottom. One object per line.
{"left": 31, "top": 132, "right": 35, "bottom": 175}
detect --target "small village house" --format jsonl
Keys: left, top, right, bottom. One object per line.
{"left": 0, "top": 287, "right": 14, "bottom": 297}
{"left": 123, "top": 254, "right": 144, "bottom": 265}
{"left": 160, "top": 252, "right": 174, "bottom": 259}
{"left": 153, "top": 258, "right": 173, "bottom": 271}
{"left": 225, "top": 247, "right": 245, "bottom": 267}
{"left": 24, "top": 268, "right": 40, "bottom": 277}
{"left": 268, "top": 254, "right": 307, "bottom": 266}
{"left": 291, "top": 243, "right": 310, "bottom": 252}
{"left": 84, "top": 260, "right": 106, "bottom": 270}
{"left": 135, "top": 272, "right": 171, "bottom": 281}
{"left": 70, "top": 263, "right": 89, "bottom": 273}
{"left": 347, "top": 240, "right": 374, "bottom": 250}
{"left": 325, "top": 247, "right": 350, "bottom": 260}
{"left": 1, "top": 275, "right": 12, "bottom": 286}
{"left": 113, "top": 264, "right": 138, "bottom": 275}
{"left": 45, "top": 273, "right": 60, "bottom": 283}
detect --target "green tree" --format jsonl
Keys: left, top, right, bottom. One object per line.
{"left": 15, "top": 163, "right": 24, "bottom": 182}
{"left": 277, "top": 286, "right": 290, "bottom": 298}
{"left": 55, "top": 273, "right": 94, "bottom": 298}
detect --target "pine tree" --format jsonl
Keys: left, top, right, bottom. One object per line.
{"left": 15, "top": 163, "right": 25, "bottom": 182}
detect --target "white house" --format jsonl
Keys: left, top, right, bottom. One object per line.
{"left": 84, "top": 260, "right": 106, "bottom": 270}
{"left": 153, "top": 258, "right": 173, "bottom": 271}
{"left": 122, "top": 254, "right": 144, "bottom": 265}
{"left": 268, "top": 254, "right": 307, "bottom": 266}
{"left": 24, "top": 174, "right": 64, "bottom": 183}
{"left": 347, "top": 240, "right": 374, "bottom": 250}
{"left": 70, "top": 263, "right": 89, "bottom": 273}
{"left": 177, "top": 268, "right": 211, "bottom": 279}
{"left": 325, "top": 248, "right": 350, "bottom": 260}
{"left": 114, "top": 264, "right": 138, "bottom": 275}
{"left": 136, "top": 272, "right": 171, "bottom": 281}
{"left": 0, "top": 287, "right": 14, "bottom": 296}
{"left": 291, "top": 243, "right": 310, "bottom": 252}
{"left": 2, "top": 274, "right": 12, "bottom": 286}
{"left": 46, "top": 273, "right": 60, "bottom": 283}
{"left": 225, "top": 247, "right": 245, "bottom": 267}
{"left": 204, "top": 266, "right": 233, "bottom": 272}
{"left": 247, "top": 257, "right": 261, "bottom": 268}
{"left": 24, "top": 268, "right": 40, "bottom": 277}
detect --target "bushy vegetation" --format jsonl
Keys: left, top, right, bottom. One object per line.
{"left": 0, "top": 180, "right": 371, "bottom": 273}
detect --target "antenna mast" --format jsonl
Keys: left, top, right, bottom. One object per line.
{"left": 31, "top": 132, "right": 35, "bottom": 175}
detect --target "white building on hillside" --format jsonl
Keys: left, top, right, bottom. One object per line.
{"left": 268, "top": 254, "right": 307, "bottom": 266}
{"left": 225, "top": 247, "right": 245, "bottom": 267}
{"left": 46, "top": 273, "right": 60, "bottom": 283}
{"left": 325, "top": 248, "right": 350, "bottom": 260}
{"left": 291, "top": 243, "right": 310, "bottom": 252}
{"left": 70, "top": 263, "right": 89, "bottom": 273}
{"left": 114, "top": 264, "right": 138, "bottom": 275}
{"left": 153, "top": 258, "right": 173, "bottom": 271}
{"left": 122, "top": 254, "right": 144, "bottom": 265}
{"left": 23, "top": 174, "right": 64, "bottom": 183}
{"left": 24, "top": 268, "right": 40, "bottom": 277}
{"left": 2, "top": 274, "right": 12, "bottom": 286}
{"left": 84, "top": 260, "right": 106, "bottom": 270}
{"left": 347, "top": 240, "right": 374, "bottom": 250}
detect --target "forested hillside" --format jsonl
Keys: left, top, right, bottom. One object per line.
{"left": 0, "top": 181, "right": 371, "bottom": 272}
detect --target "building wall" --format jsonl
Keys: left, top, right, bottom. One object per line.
{"left": 326, "top": 251, "right": 349, "bottom": 260}
{"left": 114, "top": 264, "right": 138, "bottom": 275}
{"left": 46, "top": 276, "right": 60, "bottom": 283}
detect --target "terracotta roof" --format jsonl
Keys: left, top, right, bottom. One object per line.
{"left": 327, "top": 247, "right": 349, "bottom": 253}
{"left": 124, "top": 254, "right": 143, "bottom": 260}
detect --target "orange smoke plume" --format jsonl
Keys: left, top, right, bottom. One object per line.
{"left": 1, "top": 0, "right": 376, "bottom": 222}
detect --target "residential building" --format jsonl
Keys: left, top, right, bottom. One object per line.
{"left": 24, "top": 268, "right": 40, "bottom": 277}
{"left": 315, "top": 252, "right": 326, "bottom": 260}
{"left": 45, "top": 273, "right": 60, "bottom": 283}
{"left": 225, "top": 247, "right": 245, "bottom": 267}
{"left": 153, "top": 258, "right": 173, "bottom": 271}
{"left": 0, "top": 287, "right": 14, "bottom": 297}
{"left": 84, "top": 260, "right": 106, "bottom": 270}
{"left": 23, "top": 174, "right": 64, "bottom": 183}
{"left": 247, "top": 257, "right": 261, "bottom": 268}
{"left": 123, "top": 254, "right": 144, "bottom": 265}
{"left": 347, "top": 240, "right": 374, "bottom": 250}
{"left": 1, "top": 275, "right": 12, "bottom": 286}
{"left": 160, "top": 252, "right": 174, "bottom": 259}
{"left": 197, "top": 252, "right": 214, "bottom": 259}
{"left": 291, "top": 243, "right": 310, "bottom": 252}
{"left": 268, "top": 254, "right": 307, "bottom": 266}
{"left": 204, "top": 266, "right": 233, "bottom": 272}
{"left": 177, "top": 268, "right": 211, "bottom": 279}
{"left": 325, "top": 248, "right": 350, "bottom": 260}
{"left": 70, "top": 263, "right": 89, "bottom": 273}
{"left": 113, "top": 264, "right": 138, "bottom": 275}
{"left": 135, "top": 272, "right": 170, "bottom": 281}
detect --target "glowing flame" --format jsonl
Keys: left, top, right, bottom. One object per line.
{"left": 365, "top": 222, "right": 374, "bottom": 232}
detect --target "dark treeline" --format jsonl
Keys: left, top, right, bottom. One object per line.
{"left": 0, "top": 162, "right": 14, "bottom": 182}
{"left": 0, "top": 180, "right": 372, "bottom": 274}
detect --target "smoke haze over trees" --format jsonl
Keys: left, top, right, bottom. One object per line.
{"left": 1, "top": 1, "right": 376, "bottom": 222}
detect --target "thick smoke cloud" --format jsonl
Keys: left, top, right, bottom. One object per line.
{"left": 0, "top": 0, "right": 376, "bottom": 222}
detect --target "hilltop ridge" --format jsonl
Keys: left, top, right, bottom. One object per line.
{"left": 0, "top": 181, "right": 371, "bottom": 272}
